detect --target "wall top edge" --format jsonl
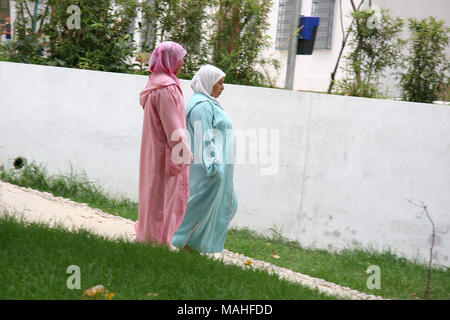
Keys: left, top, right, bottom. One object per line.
{"left": 1, "top": 61, "right": 448, "bottom": 109}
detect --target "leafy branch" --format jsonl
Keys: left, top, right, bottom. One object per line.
{"left": 328, "top": 0, "right": 365, "bottom": 94}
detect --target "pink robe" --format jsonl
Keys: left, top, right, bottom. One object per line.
{"left": 135, "top": 72, "right": 192, "bottom": 245}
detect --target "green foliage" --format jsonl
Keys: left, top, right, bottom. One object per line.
{"left": 4, "top": 0, "right": 277, "bottom": 86}
{"left": 2, "top": 0, "right": 138, "bottom": 72}
{"left": 400, "top": 17, "right": 450, "bottom": 103}
{"left": 139, "top": 0, "right": 210, "bottom": 79}
{"left": 43, "top": 0, "right": 138, "bottom": 72}
{"left": 211, "top": 0, "right": 278, "bottom": 86}
{"left": 0, "top": 0, "right": 47, "bottom": 64}
{"left": 334, "top": 8, "right": 404, "bottom": 98}
{"left": 138, "top": 0, "right": 278, "bottom": 85}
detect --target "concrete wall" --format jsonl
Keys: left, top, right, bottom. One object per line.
{"left": 1, "top": 61, "right": 449, "bottom": 267}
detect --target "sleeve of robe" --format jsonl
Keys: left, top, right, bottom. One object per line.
{"left": 189, "top": 101, "right": 222, "bottom": 177}
{"left": 155, "top": 84, "right": 193, "bottom": 177}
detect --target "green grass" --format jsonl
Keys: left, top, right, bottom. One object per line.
{"left": 0, "top": 214, "right": 334, "bottom": 300}
{"left": 225, "top": 228, "right": 450, "bottom": 300}
{"left": 1, "top": 160, "right": 449, "bottom": 300}
{"left": 0, "top": 161, "right": 137, "bottom": 221}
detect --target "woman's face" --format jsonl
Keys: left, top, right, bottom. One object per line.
{"left": 211, "top": 77, "right": 225, "bottom": 98}
{"left": 175, "top": 58, "right": 184, "bottom": 75}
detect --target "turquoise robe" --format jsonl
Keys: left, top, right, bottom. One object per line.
{"left": 172, "top": 93, "right": 238, "bottom": 253}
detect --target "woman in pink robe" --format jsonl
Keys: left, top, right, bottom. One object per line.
{"left": 135, "top": 41, "right": 192, "bottom": 245}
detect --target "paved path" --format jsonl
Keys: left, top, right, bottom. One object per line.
{"left": 0, "top": 180, "right": 385, "bottom": 300}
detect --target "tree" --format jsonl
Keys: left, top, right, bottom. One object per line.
{"left": 139, "top": 0, "right": 210, "bottom": 79}
{"left": 333, "top": 8, "right": 404, "bottom": 98}
{"left": 3, "top": 0, "right": 51, "bottom": 64}
{"left": 328, "top": 0, "right": 365, "bottom": 94}
{"left": 400, "top": 17, "right": 449, "bottom": 103}
{"left": 43, "top": 0, "right": 138, "bottom": 72}
{"left": 3, "top": 0, "right": 278, "bottom": 86}
{"left": 210, "top": 0, "right": 277, "bottom": 86}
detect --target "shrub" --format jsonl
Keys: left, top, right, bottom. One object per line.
{"left": 211, "top": 0, "right": 278, "bottom": 86}
{"left": 1, "top": 0, "right": 48, "bottom": 64}
{"left": 139, "top": 0, "right": 210, "bottom": 79}
{"left": 334, "top": 8, "right": 404, "bottom": 98}
{"left": 5, "top": 0, "right": 278, "bottom": 86}
{"left": 400, "top": 17, "right": 450, "bottom": 103}
{"left": 43, "top": 0, "right": 138, "bottom": 72}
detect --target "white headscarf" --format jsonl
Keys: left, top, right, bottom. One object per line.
{"left": 191, "top": 65, "right": 226, "bottom": 103}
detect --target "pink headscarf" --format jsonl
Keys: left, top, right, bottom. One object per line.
{"left": 149, "top": 41, "right": 187, "bottom": 87}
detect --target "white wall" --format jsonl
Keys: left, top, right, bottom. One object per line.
{"left": 1, "top": 61, "right": 449, "bottom": 267}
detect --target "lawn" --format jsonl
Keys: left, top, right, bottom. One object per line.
{"left": 225, "top": 228, "right": 450, "bottom": 300}
{"left": 0, "top": 214, "right": 334, "bottom": 300}
{"left": 1, "top": 161, "right": 449, "bottom": 300}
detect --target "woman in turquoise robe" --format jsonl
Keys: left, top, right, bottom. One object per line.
{"left": 172, "top": 65, "right": 238, "bottom": 253}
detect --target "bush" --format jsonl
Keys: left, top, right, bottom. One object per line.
{"left": 400, "top": 17, "right": 450, "bottom": 103}
{"left": 210, "top": 0, "right": 278, "bottom": 86}
{"left": 5, "top": 0, "right": 277, "bottom": 86}
{"left": 3, "top": 0, "right": 138, "bottom": 72}
{"left": 43, "top": 0, "right": 138, "bottom": 72}
{"left": 334, "top": 8, "right": 405, "bottom": 98}
{"left": 139, "top": 0, "right": 210, "bottom": 80}
{"left": 1, "top": 0, "right": 47, "bottom": 65}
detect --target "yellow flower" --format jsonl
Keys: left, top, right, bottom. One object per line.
{"left": 104, "top": 291, "right": 115, "bottom": 300}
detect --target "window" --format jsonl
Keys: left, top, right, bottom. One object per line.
{"left": 311, "top": 0, "right": 336, "bottom": 49}
{"left": 275, "top": 0, "right": 298, "bottom": 50}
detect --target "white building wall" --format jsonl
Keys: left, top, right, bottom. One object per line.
{"left": 264, "top": 0, "right": 450, "bottom": 95}
{"left": 1, "top": 61, "right": 449, "bottom": 267}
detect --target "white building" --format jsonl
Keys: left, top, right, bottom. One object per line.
{"left": 265, "top": 0, "right": 450, "bottom": 96}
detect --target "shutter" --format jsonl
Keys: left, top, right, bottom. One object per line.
{"left": 275, "top": 0, "right": 298, "bottom": 50}
{"left": 311, "top": 0, "right": 336, "bottom": 49}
